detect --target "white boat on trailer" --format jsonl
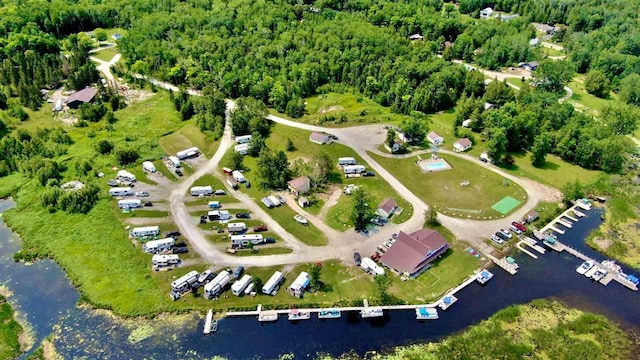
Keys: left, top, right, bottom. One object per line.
{"left": 294, "top": 214, "right": 308, "bottom": 225}
{"left": 576, "top": 260, "right": 594, "bottom": 275}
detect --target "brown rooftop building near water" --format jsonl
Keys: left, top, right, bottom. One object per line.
{"left": 380, "top": 229, "right": 450, "bottom": 278}
{"left": 66, "top": 87, "right": 97, "bottom": 109}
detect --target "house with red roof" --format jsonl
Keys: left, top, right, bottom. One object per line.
{"left": 380, "top": 229, "right": 450, "bottom": 278}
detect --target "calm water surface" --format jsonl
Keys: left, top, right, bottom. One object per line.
{"left": 1, "top": 200, "right": 638, "bottom": 359}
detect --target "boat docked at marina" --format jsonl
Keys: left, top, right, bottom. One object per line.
{"left": 601, "top": 260, "right": 621, "bottom": 273}
{"left": 476, "top": 269, "right": 494, "bottom": 285}
{"left": 288, "top": 309, "right": 311, "bottom": 321}
{"left": 415, "top": 307, "right": 439, "bottom": 320}
{"left": 584, "top": 266, "right": 599, "bottom": 279}
{"left": 318, "top": 309, "right": 341, "bottom": 319}
{"left": 576, "top": 260, "right": 594, "bottom": 275}
{"left": 258, "top": 311, "right": 279, "bottom": 322}
{"left": 361, "top": 307, "right": 384, "bottom": 318}
{"left": 592, "top": 268, "right": 608, "bottom": 282}
{"left": 438, "top": 295, "right": 458, "bottom": 310}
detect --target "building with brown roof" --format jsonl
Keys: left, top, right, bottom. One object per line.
{"left": 287, "top": 176, "right": 311, "bottom": 196}
{"left": 376, "top": 197, "right": 397, "bottom": 219}
{"left": 453, "top": 138, "right": 473, "bottom": 152}
{"left": 380, "top": 228, "right": 450, "bottom": 278}
{"left": 66, "top": 87, "right": 97, "bottom": 109}
{"left": 309, "top": 132, "right": 331, "bottom": 145}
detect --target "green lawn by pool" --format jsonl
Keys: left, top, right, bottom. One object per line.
{"left": 492, "top": 196, "right": 521, "bottom": 215}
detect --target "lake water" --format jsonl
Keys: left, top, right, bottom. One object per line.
{"left": 1, "top": 199, "right": 639, "bottom": 359}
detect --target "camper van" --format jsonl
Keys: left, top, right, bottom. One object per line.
{"left": 143, "top": 238, "right": 176, "bottom": 254}
{"left": 207, "top": 201, "right": 221, "bottom": 209}
{"left": 204, "top": 271, "right": 231, "bottom": 299}
{"left": 208, "top": 210, "right": 230, "bottom": 221}
{"left": 227, "top": 222, "right": 247, "bottom": 233}
{"left": 117, "top": 170, "right": 137, "bottom": 182}
{"left": 118, "top": 199, "right": 141, "bottom": 209}
{"left": 235, "top": 135, "right": 252, "bottom": 144}
{"left": 230, "top": 234, "right": 264, "bottom": 248}
{"left": 152, "top": 254, "right": 180, "bottom": 269}
{"left": 170, "top": 270, "right": 199, "bottom": 299}
{"left": 234, "top": 144, "right": 250, "bottom": 155}
{"left": 109, "top": 187, "right": 132, "bottom": 197}
{"left": 190, "top": 186, "right": 213, "bottom": 196}
{"left": 343, "top": 165, "right": 366, "bottom": 174}
{"left": 231, "top": 274, "right": 252, "bottom": 296}
{"left": 289, "top": 272, "right": 310, "bottom": 298}
{"left": 262, "top": 271, "right": 284, "bottom": 295}
{"left": 176, "top": 147, "right": 200, "bottom": 160}
{"left": 142, "top": 161, "right": 156, "bottom": 173}
{"left": 338, "top": 157, "right": 357, "bottom": 166}
{"left": 232, "top": 170, "right": 246, "bottom": 183}
{"left": 130, "top": 226, "right": 160, "bottom": 238}
{"left": 168, "top": 156, "right": 181, "bottom": 168}
{"left": 226, "top": 176, "right": 238, "bottom": 189}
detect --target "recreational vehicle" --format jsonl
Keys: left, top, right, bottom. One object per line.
{"left": 207, "top": 201, "right": 221, "bottom": 209}
{"left": 208, "top": 210, "right": 230, "bottom": 221}
{"left": 142, "top": 161, "right": 156, "bottom": 173}
{"left": 243, "top": 283, "right": 255, "bottom": 295}
{"left": 176, "top": 147, "right": 200, "bottom": 160}
{"left": 361, "top": 257, "right": 385, "bottom": 276}
{"left": 227, "top": 222, "right": 247, "bottom": 233}
{"left": 109, "top": 187, "right": 132, "bottom": 197}
{"left": 230, "top": 234, "right": 264, "bottom": 248}
{"left": 190, "top": 186, "right": 213, "bottom": 196}
{"left": 338, "top": 157, "right": 357, "bottom": 166}
{"left": 168, "top": 156, "right": 181, "bottom": 168}
{"left": 204, "top": 270, "right": 232, "bottom": 299}
{"left": 289, "top": 272, "right": 310, "bottom": 298}
{"left": 235, "top": 135, "right": 252, "bottom": 144}
{"left": 234, "top": 144, "right": 250, "bottom": 155}
{"left": 152, "top": 254, "right": 180, "bottom": 268}
{"left": 171, "top": 271, "right": 199, "bottom": 293}
{"left": 231, "top": 274, "right": 252, "bottom": 296}
{"left": 232, "top": 170, "right": 246, "bottom": 183}
{"left": 262, "top": 271, "right": 284, "bottom": 295}
{"left": 343, "top": 165, "right": 366, "bottom": 174}
{"left": 143, "top": 238, "right": 176, "bottom": 254}
{"left": 118, "top": 199, "right": 141, "bottom": 209}
{"left": 226, "top": 176, "right": 238, "bottom": 189}
{"left": 117, "top": 170, "right": 137, "bottom": 182}
{"left": 130, "top": 226, "right": 160, "bottom": 238}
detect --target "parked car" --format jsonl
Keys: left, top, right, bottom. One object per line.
{"left": 144, "top": 201, "right": 153, "bottom": 207}
{"left": 214, "top": 189, "right": 226, "bottom": 195}
{"left": 329, "top": 135, "right": 339, "bottom": 141}
{"left": 392, "top": 233, "right": 398, "bottom": 239}
{"left": 107, "top": 180, "right": 118, "bottom": 187}
{"left": 276, "top": 195, "right": 285, "bottom": 203}
{"left": 383, "top": 241, "right": 393, "bottom": 249}
{"left": 377, "top": 245, "right": 386, "bottom": 253}
{"left": 172, "top": 247, "right": 188, "bottom": 254}
{"left": 371, "top": 252, "right": 381, "bottom": 261}
{"left": 495, "top": 231, "right": 509, "bottom": 241}
{"left": 245, "top": 181, "right": 251, "bottom": 188}
{"left": 135, "top": 191, "right": 149, "bottom": 197}
{"left": 217, "top": 228, "right": 225, "bottom": 233}
{"left": 499, "top": 229, "right": 513, "bottom": 239}
{"left": 509, "top": 224, "right": 522, "bottom": 234}
{"left": 165, "top": 231, "right": 180, "bottom": 238}
{"left": 490, "top": 234, "right": 504, "bottom": 245}
{"left": 371, "top": 217, "right": 386, "bottom": 226}
{"left": 265, "top": 237, "right": 276, "bottom": 244}
{"left": 513, "top": 222, "right": 527, "bottom": 232}
{"left": 354, "top": 252, "right": 362, "bottom": 266}
{"left": 174, "top": 240, "right": 187, "bottom": 247}
{"left": 175, "top": 169, "right": 183, "bottom": 177}
{"left": 253, "top": 225, "right": 268, "bottom": 232}
{"left": 236, "top": 212, "right": 251, "bottom": 219}
{"left": 233, "top": 266, "right": 244, "bottom": 279}
{"left": 363, "top": 171, "right": 375, "bottom": 177}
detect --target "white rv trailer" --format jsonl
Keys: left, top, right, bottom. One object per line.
{"left": 130, "top": 226, "right": 160, "bottom": 238}
{"left": 230, "top": 234, "right": 264, "bottom": 248}
{"left": 234, "top": 144, "right": 250, "bottom": 155}
{"left": 190, "top": 186, "right": 213, "bottom": 196}
{"left": 235, "top": 134, "right": 252, "bottom": 144}
{"left": 361, "top": 257, "right": 385, "bottom": 276}
{"left": 207, "top": 210, "right": 230, "bottom": 221}
{"left": 289, "top": 272, "right": 310, "bottom": 298}
{"left": 118, "top": 199, "right": 141, "bottom": 209}
{"left": 227, "top": 222, "right": 247, "bottom": 233}
{"left": 232, "top": 170, "right": 246, "bottom": 183}
{"left": 168, "top": 156, "right": 181, "bottom": 168}
{"left": 243, "top": 282, "right": 255, "bottom": 295}
{"left": 231, "top": 274, "right": 252, "bottom": 296}
{"left": 152, "top": 254, "right": 180, "bottom": 267}
{"left": 117, "top": 170, "right": 137, "bottom": 182}
{"left": 176, "top": 147, "right": 200, "bottom": 160}
{"left": 171, "top": 270, "right": 199, "bottom": 292}
{"left": 338, "top": 157, "right": 357, "bottom": 166}
{"left": 109, "top": 187, "right": 132, "bottom": 197}
{"left": 143, "top": 238, "right": 176, "bottom": 254}
{"left": 142, "top": 161, "right": 156, "bottom": 173}
{"left": 343, "top": 165, "right": 366, "bottom": 174}
{"left": 204, "top": 270, "right": 232, "bottom": 299}
{"left": 262, "top": 271, "right": 284, "bottom": 295}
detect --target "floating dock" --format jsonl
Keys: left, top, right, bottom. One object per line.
{"left": 438, "top": 295, "right": 458, "bottom": 310}
{"left": 415, "top": 307, "right": 439, "bottom": 320}
{"left": 203, "top": 309, "right": 214, "bottom": 335}
{"left": 318, "top": 309, "right": 341, "bottom": 319}
{"left": 516, "top": 241, "right": 538, "bottom": 259}
{"left": 487, "top": 255, "right": 518, "bottom": 275}
{"left": 556, "top": 218, "right": 573, "bottom": 228}
{"left": 521, "top": 237, "right": 546, "bottom": 254}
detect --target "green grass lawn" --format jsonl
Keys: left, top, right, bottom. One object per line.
{"left": 270, "top": 92, "right": 413, "bottom": 128}
{"left": 370, "top": 153, "right": 527, "bottom": 219}
{"left": 542, "top": 46, "right": 565, "bottom": 57}
{"left": 505, "top": 77, "right": 530, "bottom": 89}
{"left": 159, "top": 123, "right": 220, "bottom": 158}
{"left": 0, "top": 173, "right": 25, "bottom": 198}
{"left": 91, "top": 47, "right": 118, "bottom": 62}
{"left": 567, "top": 78, "right": 616, "bottom": 115}
{"left": 233, "top": 246, "right": 293, "bottom": 256}
{"left": 117, "top": 209, "right": 170, "bottom": 219}
{"left": 0, "top": 295, "right": 23, "bottom": 359}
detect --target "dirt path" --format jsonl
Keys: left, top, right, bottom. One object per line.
{"left": 318, "top": 188, "right": 342, "bottom": 219}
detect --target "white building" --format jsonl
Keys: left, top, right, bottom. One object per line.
{"left": 118, "top": 199, "right": 141, "bottom": 209}
{"left": 232, "top": 170, "right": 246, "bottom": 183}
{"left": 480, "top": 7, "right": 494, "bottom": 18}
{"left": 168, "top": 156, "right": 181, "bottom": 168}
{"left": 462, "top": 119, "right": 473, "bottom": 128}
{"left": 262, "top": 271, "right": 284, "bottom": 295}
{"left": 288, "top": 272, "right": 310, "bottom": 298}
{"left": 190, "top": 186, "right": 213, "bottom": 196}
{"left": 142, "top": 161, "right": 156, "bottom": 173}
{"left": 427, "top": 131, "right": 444, "bottom": 146}
{"left": 204, "top": 270, "right": 232, "bottom": 299}
{"left": 453, "top": 138, "right": 473, "bottom": 152}
{"left": 235, "top": 135, "right": 252, "bottom": 144}
{"left": 176, "top": 147, "right": 200, "bottom": 160}
{"left": 109, "top": 187, "right": 132, "bottom": 197}
{"left": 143, "top": 238, "right": 175, "bottom": 253}
{"left": 231, "top": 274, "right": 252, "bottom": 296}
{"left": 309, "top": 132, "right": 332, "bottom": 145}
{"left": 117, "top": 170, "right": 136, "bottom": 182}
{"left": 343, "top": 165, "right": 366, "bottom": 174}
{"left": 130, "top": 226, "right": 160, "bottom": 238}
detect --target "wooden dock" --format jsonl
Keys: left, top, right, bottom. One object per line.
{"left": 521, "top": 237, "right": 546, "bottom": 254}
{"left": 516, "top": 241, "right": 538, "bottom": 259}
{"left": 556, "top": 218, "right": 573, "bottom": 228}
{"left": 487, "top": 254, "right": 518, "bottom": 275}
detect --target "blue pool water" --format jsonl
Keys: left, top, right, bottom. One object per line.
{"left": 424, "top": 160, "right": 449, "bottom": 171}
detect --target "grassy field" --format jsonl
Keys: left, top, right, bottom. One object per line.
{"left": 0, "top": 173, "right": 25, "bottom": 198}
{"left": 233, "top": 247, "right": 293, "bottom": 256}
{"left": 0, "top": 295, "right": 23, "bottom": 359}
{"left": 91, "top": 47, "right": 118, "bottom": 62}
{"left": 505, "top": 77, "right": 530, "bottom": 89}
{"left": 370, "top": 153, "right": 527, "bottom": 219}
{"left": 338, "top": 300, "right": 633, "bottom": 360}
{"left": 270, "top": 92, "right": 412, "bottom": 128}
{"left": 116, "top": 209, "right": 170, "bottom": 219}
{"left": 567, "top": 78, "right": 616, "bottom": 115}
{"left": 158, "top": 123, "right": 220, "bottom": 157}
{"left": 542, "top": 46, "right": 565, "bottom": 57}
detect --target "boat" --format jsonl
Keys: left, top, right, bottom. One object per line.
{"left": 592, "top": 268, "right": 608, "bottom": 281}
{"left": 294, "top": 214, "right": 308, "bottom": 225}
{"left": 601, "top": 260, "right": 621, "bottom": 273}
{"left": 438, "top": 295, "right": 458, "bottom": 310}
{"left": 198, "top": 269, "right": 212, "bottom": 284}
{"left": 506, "top": 256, "right": 519, "bottom": 270}
{"left": 318, "top": 309, "right": 341, "bottom": 319}
{"left": 203, "top": 309, "right": 217, "bottom": 335}
{"left": 258, "top": 311, "right": 279, "bottom": 322}
{"left": 584, "top": 265, "right": 599, "bottom": 279}
{"left": 360, "top": 307, "right": 384, "bottom": 318}
{"left": 476, "top": 269, "right": 494, "bottom": 285}
{"left": 576, "top": 260, "right": 594, "bottom": 275}
{"left": 288, "top": 309, "right": 311, "bottom": 321}
{"left": 415, "top": 307, "right": 439, "bottom": 320}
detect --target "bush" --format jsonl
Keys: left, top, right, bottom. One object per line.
{"left": 95, "top": 139, "right": 114, "bottom": 154}
{"left": 115, "top": 147, "right": 139, "bottom": 165}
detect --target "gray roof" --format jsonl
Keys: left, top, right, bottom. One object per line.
{"left": 67, "top": 87, "right": 97, "bottom": 104}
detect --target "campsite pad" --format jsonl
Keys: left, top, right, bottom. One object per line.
{"left": 492, "top": 196, "right": 521, "bottom": 215}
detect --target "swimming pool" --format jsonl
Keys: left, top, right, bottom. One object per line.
{"left": 419, "top": 159, "right": 452, "bottom": 172}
